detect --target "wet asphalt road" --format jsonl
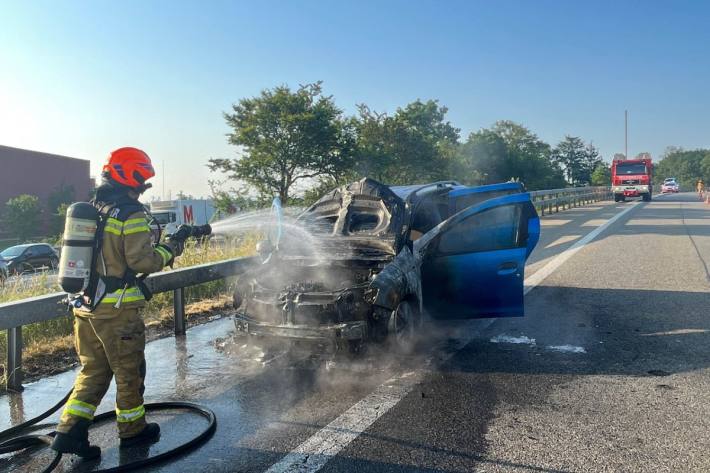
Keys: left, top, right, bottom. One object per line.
{"left": 2, "top": 192, "right": 709, "bottom": 472}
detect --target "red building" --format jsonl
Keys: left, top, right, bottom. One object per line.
{"left": 0, "top": 145, "right": 94, "bottom": 235}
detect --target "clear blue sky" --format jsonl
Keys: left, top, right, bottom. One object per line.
{"left": 1, "top": 0, "right": 709, "bottom": 199}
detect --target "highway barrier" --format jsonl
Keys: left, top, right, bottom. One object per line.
{"left": 530, "top": 186, "right": 611, "bottom": 216}
{"left": 0, "top": 185, "right": 611, "bottom": 391}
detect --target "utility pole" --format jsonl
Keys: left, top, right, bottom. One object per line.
{"left": 162, "top": 160, "right": 166, "bottom": 201}
{"left": 624, "top": 110, "right": 628, "bottom": 160}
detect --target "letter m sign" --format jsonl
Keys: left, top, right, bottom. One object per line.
{"left": 183, "top": 205, "right": 194, "bottom": 224}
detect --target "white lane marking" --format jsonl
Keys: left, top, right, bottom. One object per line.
{"left": 265, "top": 371, "right": 422, "bottom": 473}
{"left": 267, "top": 201, "right": 640, "bottom": 473}
{"left": 581, "top": 218, "right": 609, "bottom": 227}
{"left": 546, "top": 344, "right": 586, "bottom": 354}
{"left": 544, "top": 234, "right": 581, "bottom": 249}
{"left": 265, "top": 319, "right": 495, "bottom": 473}
{"left": 490, "top": 335, "right": 536, "bottom": 345}
{"left": 524, "top": 201, "right": 641, "bottom": 294}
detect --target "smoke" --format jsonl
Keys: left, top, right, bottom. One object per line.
{"left": 208, "top": 195, "right": 467, "bottom": 387}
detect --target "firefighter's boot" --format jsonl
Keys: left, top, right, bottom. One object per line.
{"left": 120, "top": 422, "right": 160, "bottom": 448}
{"left": 50, "top": 419, "right": 101, "bottom": 459}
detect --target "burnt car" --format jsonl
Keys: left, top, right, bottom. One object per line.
{"left": 232, "top": 178, "right": 540, "bottom": 351}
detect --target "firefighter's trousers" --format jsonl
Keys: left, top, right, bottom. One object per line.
{"left": 57, "top": 309, "right": 147, "bottom": 438}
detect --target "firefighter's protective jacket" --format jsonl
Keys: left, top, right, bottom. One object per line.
{"left": 75, "top": 191, "right": 172, "bottom": 318}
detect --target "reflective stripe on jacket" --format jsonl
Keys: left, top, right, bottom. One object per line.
{"left": 76, "top": 210, "right": 171, "bottom": 318}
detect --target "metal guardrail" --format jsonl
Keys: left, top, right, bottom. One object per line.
{"left": 529, "top": 186, "right": 611, "bottom": 216}
{"left": 0, "top": 186, "right": 612, "bottom": 392}
{"left": 0, "top": 256, "right": 259, "bottom": 391}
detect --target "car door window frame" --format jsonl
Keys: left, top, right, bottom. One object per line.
{"left": 418, "top": 192, "right": 536, "bottom": 259}
{"left": 435, "top": 203, "right": 526, "bottom": 256}
{"left": 448, "top": 182, "right": 524, "bottom": 215}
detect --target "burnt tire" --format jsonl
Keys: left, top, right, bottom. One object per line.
{"left": 388, "top": 300, "right": 420, "bottom": 354}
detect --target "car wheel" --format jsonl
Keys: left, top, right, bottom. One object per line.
{"left": 388, "top": 299, "right": 420, "bottom": 353}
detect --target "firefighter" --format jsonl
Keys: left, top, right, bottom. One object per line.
{"left": 51, "top": 147, "right": 182, "bottom": 458}
{"left": 697, "top": 179, "right": 705, "bottom": 198}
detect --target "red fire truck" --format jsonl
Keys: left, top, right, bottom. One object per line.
{"left": 611, "top": 157, "right": 653, "bottom": 202}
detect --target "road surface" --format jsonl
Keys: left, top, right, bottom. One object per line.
{"left": 1, "top": 192, "right": 709, "bottom": 472}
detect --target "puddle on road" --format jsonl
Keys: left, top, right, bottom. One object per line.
{"left": 546, "top": 344, "right": 587, "bottom": 354}
{"left": 489, "top": 336, "right": 587, "bottom": 354}
{"left": 0, "top": 318, "right": 246, "bottom": 431}
{"left": 490, "top": 335, "right": 537, "bottom": 345}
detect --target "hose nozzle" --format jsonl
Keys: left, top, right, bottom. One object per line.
{"left": 167, "top": 224, "right": 212, "bottom": 243}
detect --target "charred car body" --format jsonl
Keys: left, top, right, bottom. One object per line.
{"left": 232, "top": 178, "right": 540, "bottom": 350}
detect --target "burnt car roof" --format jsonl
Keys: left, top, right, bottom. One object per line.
{"left": 300, "top": 178, "right": 407, "bottom": 239}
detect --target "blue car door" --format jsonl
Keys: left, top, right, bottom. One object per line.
{"left": 421, "top": 193, "right": 540, "bottom": 319}
{"left": 448, "top": 182, "right": 524, "bottom": 215}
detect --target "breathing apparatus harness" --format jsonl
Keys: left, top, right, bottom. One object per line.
{"left": 62, "top": 191, "right": 159, "bottom": 312}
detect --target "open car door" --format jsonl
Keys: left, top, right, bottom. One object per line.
{"left": 448, "top": 182, "right": 524, "bottom": 215}
{"left": 419, "top": 193, "right": 540, "bottom": 319}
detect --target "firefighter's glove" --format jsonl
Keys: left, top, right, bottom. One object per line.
{"left": 165, "top": 240, "right": 184, "bottom": 258}
{"left": 156, "top": 243, "right": 177, "bottom": 267}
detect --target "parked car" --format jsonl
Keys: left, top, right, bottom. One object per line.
{"left": 231, "top": 178, "right": 540, "bottom": 352}
{"left": 0, "top": 243, "right": 59, "bottom": 275}
{"left": 661, "top": 180, "right": 679, "bottom": 193}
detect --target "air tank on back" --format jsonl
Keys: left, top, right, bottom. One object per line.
{"left": 58, "top": 202, "right": 99, "bottom": 294}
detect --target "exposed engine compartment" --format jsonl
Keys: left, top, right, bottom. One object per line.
{"left": 232, "top": 178, "right": 417, "bottom": 349}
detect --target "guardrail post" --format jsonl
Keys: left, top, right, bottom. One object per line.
{"left": 6, "top": 327, "right": 23, "bottom": 391}
{"left": 173, "top": 288, "right": 186, "bottom": 336}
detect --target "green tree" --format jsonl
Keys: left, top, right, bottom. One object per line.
{"left": 458, "top": 121, "right": 565, "bottom": 190}
{"left": 354, "top": 99, "right": 460, "bottom": 184}
{"left": 51, "top": 202, "right": 71, "bottom": 238}
{"left": 654, "top": 147, "right": 710, "bottom": 190}
{"left": 208, "top": 82, "right": 355, "bottom": 203}
{"left": 590, "top": 162, "right": 611, "bottom": 186}
{"left": 47, "top": 183, "right": 75, "bottom": 235}
{"left": 552, "top": 137, "right": 603, "bottom": 186}
{"left": 4, "top": 194, "right": 42, "bottom": 241}
{"left": 208, "top": 179, "right": 262, "bottom": 218}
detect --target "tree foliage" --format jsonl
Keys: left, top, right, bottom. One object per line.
{"left": 47, "top": 183, "right": 76, "bottom": 235}
{"left": 590, "top": 163, "right": 611, "bottom": 186}
{"left": 4, "top": 194, "right": 42, "bottom": 241}
{"left": 458, "top": 121, "right": 566, "bottom": 190}
{"left": 208, "top": 179, "right": 263, "bottom": 218}
{"left": 208, "top": 82, "right": 355, "bottom": 203}
{"left": 654, "top": 147, "right": 710, "bottom": 190}
{"left": 354, "top": 100, "right": 460, "bottom": 184}
{"left": 552, "top": 136, "right": 603, "bottom": 186}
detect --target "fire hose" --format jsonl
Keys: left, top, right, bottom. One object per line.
{"left": 0, "top": 389, "right": 217, "bottom": 473}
